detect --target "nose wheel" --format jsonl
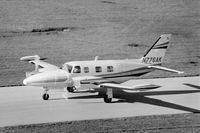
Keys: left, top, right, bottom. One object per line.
{"left": 43, "top": 93, "right": 49, "bottom": 100}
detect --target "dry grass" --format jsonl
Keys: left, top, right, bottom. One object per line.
{"left": 0, "top": 0, "right": 199, "bottom": 86}
{"left": 1, "top": 113, "right": 200, "bottom": 133}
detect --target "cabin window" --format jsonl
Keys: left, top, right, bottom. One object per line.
{"left": 84, "top": 67, "right": 89, "bottom": 73}
{"left": 95, "top": 66, "right": 102, "bottom": 73}
{"left": 107, "top": 66, "right": 113, "bottom": 72}
{"left": 73, "top": 66, "right": 81, "bottom": 73}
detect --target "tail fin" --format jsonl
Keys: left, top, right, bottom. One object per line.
{"left": 141, "top": 34, "right": 171, "bottom": 64}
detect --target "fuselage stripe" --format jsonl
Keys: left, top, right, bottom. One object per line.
{"left": 97, "top": 67, "right": 154, "bottom": 78}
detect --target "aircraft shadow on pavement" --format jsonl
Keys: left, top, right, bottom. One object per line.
{"left": 68, "top": 84, "right": 200, "bottom": 113}
{"left": 183, "top": 83, "right": 200, "bottom": 89}
{"left": 49, "top": 98, "right": 67, "bottom": 101}
{"left": 122, "top": 96, "right": 200, "bottom": 113}
{"left": 49, "top": 93, "right": 101, "bottom": 101}
{"left": 68, "top": 94, "right": 200, "bottom": 113}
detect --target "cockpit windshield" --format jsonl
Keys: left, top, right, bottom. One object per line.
{"left": 61, "top": 64, "right": 73, "bottom": 73}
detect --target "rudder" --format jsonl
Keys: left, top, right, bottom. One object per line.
{"left": 141, "top": 34, "right": 171, "bottom": 64}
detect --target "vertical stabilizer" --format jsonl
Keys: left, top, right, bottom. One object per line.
{"left": 141, "top": 34, "right": 171, "bottom": 64}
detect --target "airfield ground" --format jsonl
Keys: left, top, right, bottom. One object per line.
{"left": 0, "top": 0, "right": 199, "bottom": 132}
{"left": 1, "top": 113, "right": 200, "bottom": 133}
{"left": 0, "top": 76, "right": 200, "bottom": 133}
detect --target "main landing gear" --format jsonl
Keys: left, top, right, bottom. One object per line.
{"left": 104, "top": 95, "right": 112, "bottom": 103}
{"left": 103, "top": 88, "right": 113, "bottom": 103}
{"left": 67, "top": 87, "right": 75, "bottom": 93}
{"left": 43, "top": 87, "right": 49, "bottom": 100}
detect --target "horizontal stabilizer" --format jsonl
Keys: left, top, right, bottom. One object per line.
{"left": 147, "top": 65, "right": 184, "bottom": 74}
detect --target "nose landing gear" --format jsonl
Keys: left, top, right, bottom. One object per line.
{"left": 43, "top": 93, "right": 49, "bottom": 100}
{"left": 43, "top": 87, "right": 49, "bottom": 100}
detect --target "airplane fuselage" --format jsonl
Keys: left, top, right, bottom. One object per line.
{"left": 62, "top": 59, "right": 154, "bottom": 85}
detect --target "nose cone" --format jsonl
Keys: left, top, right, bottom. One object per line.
{"left": 23, "top": 69, "right": 69, "bottom": 86}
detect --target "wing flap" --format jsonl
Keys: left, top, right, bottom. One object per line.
{"left": 73, "top": 76, "right": 102, "bottom": 81}
{"left": 99, "top": 83, "right": 160, "bottom": 91}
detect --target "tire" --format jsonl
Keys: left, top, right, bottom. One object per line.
{"left": 104, "top": 95, "right": 112, "bottom": 103}
{"left": 67, "top": 87, "right": 74, "bottom": 92}
{"left": 43, "top": 93, "right": 49, "bottom": 100}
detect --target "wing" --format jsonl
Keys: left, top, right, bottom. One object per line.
{"left": 72, "top": 76, "right": 161, "bottom": 91}
{"left": 21, "top": 55, "right": 59, "bottom": 72}
{"left": 147, "top": 65, "right": 184, "bottom": 74}
{"left": 98, "top": 82, "right": 200, "bottom": 96}
{"left": 21, "top": 55, "right": 59, "bottom": 77}
{"left": 72, "top": 76, "right": 120, "bottom": 87}
{"left": 29, "top": 60, "right": 59, "bottom": 70}
{"left": 99, "top": 83, "right": 160, "bottom": 91}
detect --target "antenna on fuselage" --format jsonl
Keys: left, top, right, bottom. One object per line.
{"left": 94, "top": 56, "right": 99, "bottom": 61}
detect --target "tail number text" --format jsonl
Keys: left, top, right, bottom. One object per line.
{"left": 142, "top": 57, "right": 162, "bottom": 63}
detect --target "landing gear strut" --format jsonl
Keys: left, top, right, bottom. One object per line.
{"left": 103, "top": 88, "right": 113, "bottom": 103}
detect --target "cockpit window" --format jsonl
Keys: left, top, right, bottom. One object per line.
{"left": 67, "top": 65, "right": 73, "bottom": 73}
{"left": 61, "top": 64, "right": 73, "bottom": 73}
{"left": 73, "top": 66, "right": 81, "bottom": 73}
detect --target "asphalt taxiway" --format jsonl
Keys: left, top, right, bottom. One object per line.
{"left": 0, "top": 76, "right": 199, "bottom": 127}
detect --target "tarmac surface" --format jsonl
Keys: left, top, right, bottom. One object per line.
{"left": 0, "top": 76, "right": 199, "bottom": 127}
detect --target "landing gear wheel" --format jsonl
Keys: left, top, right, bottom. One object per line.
{"left": 43, "top": 93, "right": 49, "bottom": 100}
{"left": 67, "top": 87, "right": 75, "bottom": 92}
{"left": 104, "top": 95, "right": 112, "bottom": 103}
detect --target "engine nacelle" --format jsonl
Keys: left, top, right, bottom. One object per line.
{"left": 23, "top": 69, "right": 70, "bottom": 87}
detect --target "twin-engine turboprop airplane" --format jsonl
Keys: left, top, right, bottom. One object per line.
{"left": 21, "top": 34, "right": 184, "bottom": 102}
